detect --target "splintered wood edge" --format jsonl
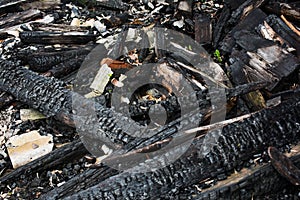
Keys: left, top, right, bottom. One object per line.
{"left": 200, "top": 143, "right": 300, "bottom": 193}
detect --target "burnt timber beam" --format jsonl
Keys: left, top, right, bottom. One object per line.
{"left": 184, "top": 146, "right": 300, "bottom": 200}
{"left": 0, "top": 56, "right": 269, "bottom": 147}
{"left": 0, "top": 59, "right": 135, "bottom": 146}
{"left": 19, "top": 31, "right": 99, "bottom": 45}
{"left": 61, "top": 95, "right": 300, "bottom": 199}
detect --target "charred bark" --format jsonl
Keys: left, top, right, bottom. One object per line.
{"left": 61, "top": 96, "right": 300, "bottom": 200}
{"left": 264, "top": 2, "right": 300, "bottom": 21}
{"left": 20, "top": 31, "right": 99, "bottom": 45}
{"left": 177, "top": 146, "right": 300, "bottom": 200}
{"left": 45, "top": 55, "right": 86, "bottom": 78}
{"left": 0, "top": 59, "right": 134, "bottom": 146}
{"left": 18, "top": 47, "right": 93, "bottom": 72}
{"left": 0, "top": 9, "right": 42, "bottom": 29}
{"left": 0, "top": 92, "right": 14, "bottom": 109}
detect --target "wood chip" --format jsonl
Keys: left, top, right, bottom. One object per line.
{"left": 6, "top": 130, "right": 53, "bottom": 169}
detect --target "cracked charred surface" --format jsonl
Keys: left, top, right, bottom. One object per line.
{"left": 0, "top": 59, "right": 135, "bottom": 146}
{"left": 62, "top": 96, "right": 300, "bottom": 200}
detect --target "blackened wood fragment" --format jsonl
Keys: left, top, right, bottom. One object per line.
{"left": 63, "top": 96, "right": 300, "bottom": 199}
{"left": 0, "top": 59, "right": 134, "bottom": 146}
{"left": 30, "top": 22, "right": 90, "bottom": 32}
{"left": 0, "top": 0, "right": 25, "bottom": 15}
{"left": 213, "top": 5, "right": 231, "bottom": 48}
{"left": 0, "top": 32, "right": 9, "bottom": 40}
{"left": 265, "top": 15, "right": 300, "bottom": 57}
{"left": 20, "top": 31, "right": 98, "bottom": 45}
{"left": 0, "top": 92, "right": 14, "bottom": 109}
{"left": 45, "top": 55, "right": 86, "bottom": 78}
{"left": 155, "top": 25, "right": 167, "bottom": 59}
{"left": 100, "top": 13, "right": 129, "bottom": 29}
{"left": 18, "top": 47, "right": 92, "bottom": 72}
{"left": 220, "top": 9, "right": 267, "bottom": 53}
{"left": 224, "top": 0, "right": 246, "bottom": 10}
{"left": 181, "top": 145, "right": 300, "bottom": 200}
{"left": 0, "top": 0, "right": 60, "bottom": 15}
{"left": 195, "top": 14, "right": 212, "bottom": 44}
{"left": 232, "top": 31, "right": 299, "bottom": 90}
{"left": 264, "top": 2, "right": 300, "bottom": 21}
{"left": 269, "top": 147, "right": 300, "bottom": 186}
{"left": 0, "top": 9, "right": 42, "bottom": 29}
{"left": 228, "top": 0, "right": 266, "bottom": 25}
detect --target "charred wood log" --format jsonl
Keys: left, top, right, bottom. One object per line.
{"left": 174, "top": 146, "right": 300, "bottom": 200}
{"left": 20, "top": 31, "right": 99, "bottom": 45}
{"left": 40, "top": 81, "right": 269, "bottom": 199}
{"left": 18, "top": 47, "right": 93, "bottom": 72}
{"left": 39, "top": 166, "right": 119, "bottom": 199}
{"left": 0, "top": 59, "right": 135, "bottom": 146}
{"left": 29, "top": 22, "right": 91, "bottom": 32}
{"left": 44, "top": 55, "right": 86, "bottom": 78}
{"left": 61, "top": 96, "right": 300, "bottom": 199}
{"left": 0, "top": 9, "right": 42, "bottom": 30}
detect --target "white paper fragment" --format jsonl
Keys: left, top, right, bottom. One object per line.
{"left": 20, "top": 109, "right": 47, "bottom": 121}
{"left": 6, "top": 131, "right": 54, "bottom": 169}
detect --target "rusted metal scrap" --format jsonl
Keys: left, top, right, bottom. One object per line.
{"left": 60, "top": 95, "right": 300, "bottom": 199}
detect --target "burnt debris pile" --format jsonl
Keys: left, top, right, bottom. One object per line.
{"left": 0, "top": 0, "right": 299, "bottom": 199}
